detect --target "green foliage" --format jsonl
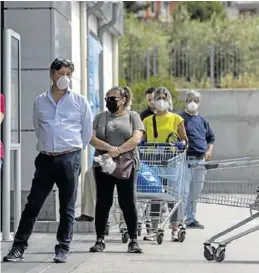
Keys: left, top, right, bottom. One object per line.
{"left": 120, "top": 76, "right": 184, "bottom": 113}
{"left": 119, "top": 14, "right": 170, "bottom": 84}
{"left": 178, "top": 1, "right": 225, "bottom": 22}
{"left": 119, "top": 4, "right": 259, "bottom": 95}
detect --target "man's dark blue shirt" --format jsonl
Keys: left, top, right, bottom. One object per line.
{"left": 179, "top": 111, "right": 215, "bottom": 157}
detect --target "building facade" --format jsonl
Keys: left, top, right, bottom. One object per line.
{"left": 136, "top": 1, "right": 178, "bottom": 22}
{"left": 0, "top": 1, "right": 124, "bottom": 240}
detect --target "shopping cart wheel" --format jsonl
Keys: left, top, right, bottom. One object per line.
{"left": 122, "top": 232, "right": 129, "bottom": 244}
{"left": 203, "top": 246, "right": 215, "bottom": 261}
{"left": 177, "top": 229, "right": 186, "bottom": 243}
{"left": 156, "top": 233, "right": 164, "bottom": 245}
{"left": 213, "top": 247, "right": 226, "bottom": 263}
{"left": 105, "top": 224, "right": 109, "bottom": 236}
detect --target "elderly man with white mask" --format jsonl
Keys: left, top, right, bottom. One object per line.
{"left": 180, "top": 90, "right": 215, "bottom": 229}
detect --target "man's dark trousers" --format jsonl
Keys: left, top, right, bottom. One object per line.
{"left": 13, "top": 150, "right": 81, "bottom": 251}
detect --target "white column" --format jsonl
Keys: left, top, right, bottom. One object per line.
{"left": 80, "top": 1, "right": 88, "bottom": 198}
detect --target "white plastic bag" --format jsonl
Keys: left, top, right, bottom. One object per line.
{"left": 94, "top": 155, "right": 116, "bottom": 174}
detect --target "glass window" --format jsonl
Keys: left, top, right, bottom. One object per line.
{"left": 11, "top": 37, "right": 20, "bottom": 144}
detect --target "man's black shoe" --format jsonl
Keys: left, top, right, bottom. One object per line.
{"left": 2, "top": 245, "right": 24, "bottom": 262}
{"left": 186, "top": 220, "right": 204, "bottom": 229}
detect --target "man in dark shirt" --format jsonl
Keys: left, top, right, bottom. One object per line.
{"left": 139, "top": 87, "right": 157, "bottom": 121}
{"left": 180, "top": 90, "right": 215, "bottom": 229}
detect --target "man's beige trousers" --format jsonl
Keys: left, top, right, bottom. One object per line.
{"left": 81, "top": 168, "right": 96, "bottom": 217}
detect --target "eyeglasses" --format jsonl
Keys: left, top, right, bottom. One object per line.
{"left": 105, "top": 96, "right": 122, "bottom": 102}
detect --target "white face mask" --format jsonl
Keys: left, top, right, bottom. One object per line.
{"left": 56, "top": 76, "right": 70, "bottom": 90}
{"left": 155, "top": 100, "right": 169, "bottom": 112}
{"left": 187, "top": 101, "right": 199, "bottom": 112}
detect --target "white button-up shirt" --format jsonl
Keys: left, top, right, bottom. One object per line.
{"left": 33, "top": 88, "right": 93, "bottom": 153}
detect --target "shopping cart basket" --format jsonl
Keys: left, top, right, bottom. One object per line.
{"left": 125, "top": 143, "right": 188, "bottom": 245}
{"left": 188, "top": 157, "right": 259, "bottom": 262}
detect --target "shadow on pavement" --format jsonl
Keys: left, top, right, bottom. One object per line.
{"left": 1, "top": 261, "right": 53, "bottom": 264}
{"left": 72, "top": 239, "right": 126, "bottom": 244}
{"left": 223, "top": 260, "right": 259, "bottom": 264}
{"left": 131, "top": 259, "right": 259, "bottom": 264}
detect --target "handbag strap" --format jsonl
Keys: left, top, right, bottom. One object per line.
{"left": 104, "top": 112, "right": 109, "bottom": 140}
{"left": 152, "top": 114, "right": 158, "bottom": 139}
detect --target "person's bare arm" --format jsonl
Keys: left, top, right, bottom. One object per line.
{"left": 90, "top": 130, "right": 113, "bottom": 151}
{"left": 177, "top": 121, "right": 188, "bottom": 144}
{"left": 205, "top": 143, "right": 214, "bottom": 160}
{"left": 0, "top": 113, "right": 4, "bottom": 124}
{"left": 118, "top": 130, "right": 144, "bottom": 154}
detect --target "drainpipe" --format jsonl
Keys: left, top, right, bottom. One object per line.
{"left": 88, "top": 1, "right": 104, "bottom": 16}
{"left": 98, "top": 3, "right": 119, "bottom": 111}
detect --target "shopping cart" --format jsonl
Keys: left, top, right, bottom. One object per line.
{"left": 188, "top": 157, "right": 259, "bottom": 262}
{"left": 120, "top": 143, "right": 188, "bottom": 245}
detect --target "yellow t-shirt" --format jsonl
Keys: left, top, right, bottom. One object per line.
{"left": 143, "top": 112, "right": 184, "bottom": 143}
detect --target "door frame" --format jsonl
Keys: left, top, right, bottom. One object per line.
{"left": 2, "top": 28, "right": 21, "bottom": 241}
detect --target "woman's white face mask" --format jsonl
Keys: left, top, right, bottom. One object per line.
{"left": 155, "top": 99, "right": 170, "bottom": 112}
{"left": 187, "top": 101, "right": 199, "bottom": 112}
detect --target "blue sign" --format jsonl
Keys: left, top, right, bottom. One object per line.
{"left": 88, "top": 34, "right": 102, "bottom": 163}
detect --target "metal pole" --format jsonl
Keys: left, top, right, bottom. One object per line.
{"left": 14, "top": 148, "right": 21, "bottom": 232}
{"left": 210, "top": 46, "right": 215, "bottom": 88}
{"left": 14, "top": 27, "right": 22, "bottom": 234}
{"left": 2, "top": 29, "right": 12, "bottom": 241}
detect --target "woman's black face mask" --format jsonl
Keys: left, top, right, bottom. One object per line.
{"left": 106, "top": 96, "right": 120, "bottom": 113}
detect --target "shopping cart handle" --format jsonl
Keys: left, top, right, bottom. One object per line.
{"left": 139, "top": 143, "right": 188, "bottom": 150}
{"left": 138, "top": 143, "right": 173, "bottom": 147}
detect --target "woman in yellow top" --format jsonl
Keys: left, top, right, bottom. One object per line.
{"left": 143, "top": 86, "right": 188, "bottom": 242}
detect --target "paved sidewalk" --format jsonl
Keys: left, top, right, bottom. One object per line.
{"left": 1, "top": 204, "right": 259, "bottom": 273}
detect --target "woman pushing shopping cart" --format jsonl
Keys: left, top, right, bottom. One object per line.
{"left": 138, "top": 87, "right": 189, "bottom": 243}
